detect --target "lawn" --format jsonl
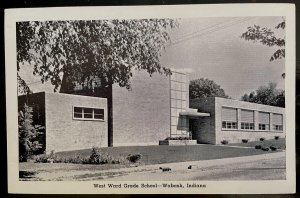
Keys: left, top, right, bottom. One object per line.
{"left": 55, "top": 144, "right": 276, "bottom": 166}
{"left": 20, "top": 144, "right": 283, "bottom": 180}
{"left": 229, "top": 138, "right": 286, "bottom": 150}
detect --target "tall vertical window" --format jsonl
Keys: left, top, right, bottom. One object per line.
{"left": 170, "top": 71, "right": 188, "bottom": 136}
{"left": 272, "top": 113, "right": 283, "bottom": 131}
{"left": 73, "top": 106, "right": 104, "bottom": 121}
{"left": 258, "top": 112, "right": 270, "bottom": 131}
{"left": 240, "top": 109, "right": 254, "bottom": 130}
{"left": 221, "top": 107, "right": 237, "bottom": 129}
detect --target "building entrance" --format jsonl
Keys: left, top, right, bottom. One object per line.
{"left": 189, "top": 119, "right": 198, "bottom": 140}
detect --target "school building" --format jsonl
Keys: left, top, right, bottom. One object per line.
{"left": 18, "top": 70, "right": 285, "bottom": 152}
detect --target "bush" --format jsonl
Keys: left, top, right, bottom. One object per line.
{"left": 127, "top": 154, "right": 142, "bottom": 163}
{"left": 34, "top": 148, "right": 120, "bottom": 165}
{"left": 259, "top": 138, "right": 265, "bottom": 141}
{"left": 18, "top": 104, "right": 44, "bottom": 162}
{"left": 85, "top": 147, "right": 120, "bottom": 164}
{"left": 275, "top": 136, "right": 279, "bottom": 140}
{"left": 87, "top": 147, "right": 101, "bottom": 164}
{"left": 255, "top": 145, "right": 262, "bottom": 149}
{"left": 34, "top": 153, "right": 51, "bottom": 163}
{"left": 261, "top": 147, "right": 269, "bottom": 151}
{"left": 242, "top": 139, "right": 248, "bottom": 143}
{"left": 221, "top": 140, "right": 228, "bottom": 145}
{"left": 34, "top": 150, "right": 57, "bottom": 163}
{"left": 164, "top": 136, "right": 191, "bottom": 141}
{"left": 270, "top": 146, "right": 277, "bottom": 151}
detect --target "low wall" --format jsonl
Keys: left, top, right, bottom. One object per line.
{"left": 216, "top": 130, "right": 285, "bottom": 144}
{"left": 159, "top": 140, "right": 197, "bottom": 145}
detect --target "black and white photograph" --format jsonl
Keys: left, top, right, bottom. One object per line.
{"left": 5, "top": 4, "right": 295, "bottom": 194}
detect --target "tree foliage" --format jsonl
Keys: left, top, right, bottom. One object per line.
{"left": 241, "top": 20, "right": 285, "bottom": 62}
{"left": 16, "top": 19, "right": 178, "bottom": 93}
{"left": 189, "top": 78, "right": 229, "bottom": 99}
{"left": 18, "top": 104, "right": 44, "bottom": 162}
{"left": 241, "top": 82, "right": 285, "bottom": 107}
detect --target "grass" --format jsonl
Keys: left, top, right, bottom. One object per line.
{"left": 55, "top": 144, "right": 274, "bottom": 166}
{"left": 229, "top": 138, "right": 286, "bottom": 150}
{"left": 20, "top": 143, "right": 284, "bottom": 181}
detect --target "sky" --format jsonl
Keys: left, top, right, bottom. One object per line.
{"left": 160, "top": 16, "right": 285, "bottom": 99}
{"left": 20, "top": 16, "right": 285, "bottom": 99}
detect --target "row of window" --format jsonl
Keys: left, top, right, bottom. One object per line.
{"left": 73, "top": 107, "right": 104, "bottom": 121}
{"left": 222, "top": 121, "right": 283, "bottom": 131}
{"left": 241, "top": 122, "right": 254, "bottom": 130}
{"left": 221, "top": 107, "right": 283, "bottom": 125}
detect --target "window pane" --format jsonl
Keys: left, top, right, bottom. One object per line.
{"left": 176, "top": 109, "right": 181, "bottom": 116}
{"left": 84, "top": 113, "right": 93, "bottom": 118}
{"left": 94, "top": 114, "right": 104, "bottom": 120}
{"left": 232, "top": 122, "right": 237, "bottom": 129}
{"left": 171, "top": 108, "right": 176, "bottom": 116}
{"left": 74, "top": 107, "right": 82, "bottom": 113}
{"left": 175, "top": 82, "right": 181, "bottom": 90}
{"left": 176, "top": 91, "right": 181, "bottom": 99}
{"left": 171, "top": 125, "right": 177, "bottom": 134}
{"left": 176, "top": 100, "right": 181, "bottom": 108}
{"left": 172, "top": 73, "right": 177, "bottom": 80}
{"left": 170, "top": 81, "right": 175, "bottom": 89}
{"left": 222, "top": 121, "right": 226, "bottom": 128}
{"left": 181, "top": 75, "right": 186, "bottom": 83}
{"left": 182, "top": 93, "right": 186, "bottom": 101}
{"left": 94, "top": 109, "right": 103, "bottom": 115}
{"left": 83, "top": 108, "right": 93, "bottom": 114}
{"left": 171, "top": 90, "right": 176, "bottom": 98}
{"left": 227, "top": 122, "right": 232, "bottom": 129}
{"left": 171, "top": 99, "right": 176, "bottom": 108}
{"left": 171, "top": 116, "right": 177, "bottom": 125}
{"left": 182, "top": 100, "right": 187, "bottom": 109}
{"left": 74, "top": 113, "right": 82, "bottom": 118}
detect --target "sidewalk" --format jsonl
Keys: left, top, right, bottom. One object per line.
{"left": 92, "top": 151, "right": 285, "bottom": 174}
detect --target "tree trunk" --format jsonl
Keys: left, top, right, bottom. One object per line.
{"left": 59, "top": 72, "right": 72, "bottom": 93}
{"left": 107, "top": 84, "right": 113, "bottom": 147}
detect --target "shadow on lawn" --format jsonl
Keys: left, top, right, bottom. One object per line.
{"left": 19, "top": 170, "right": 36, "bottom": 179}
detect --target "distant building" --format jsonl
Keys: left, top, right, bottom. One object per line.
{"left": 18, "top": 71, "right": 285, "bottom": 152}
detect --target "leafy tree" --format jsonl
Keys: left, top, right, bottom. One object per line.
{"left": 189, "top": 78, "right": 229, "bottom": 99}
{"left": 18, "top": 104, "right": 44, "bottom": 162}
{"left": 16, "top": 20, "right": 178, "bottom": 94}
{"left": 241, "top": 20, "right": 285, "bottom": 62}
{"left": 17, "top": 19, "right": 178, "bottom": 146}
{"left": 241, "top": 82, "right": 285, "bottom": 107}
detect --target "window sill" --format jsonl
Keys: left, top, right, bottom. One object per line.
{"left": 221, "top": 129, "right": 284, "bottom": 133}
{"left": 221, "top": 128, "right": 238, "bottom": 131}
{"left": 72, "top": 118, "right": 105, "bottom": 122}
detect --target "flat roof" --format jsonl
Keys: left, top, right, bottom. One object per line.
{"left": 180, "top": 108, "right": 210, "bottom": 117}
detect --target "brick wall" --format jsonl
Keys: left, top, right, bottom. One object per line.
{"left": 112, "top": 70, "right": 170, "bottom": 146}
{"left": 45, "top": 93, "right": 108, "bottom": 152}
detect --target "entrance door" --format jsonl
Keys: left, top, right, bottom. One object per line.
{"left": 189, "top": 119, "right": 198, "bottom": 140}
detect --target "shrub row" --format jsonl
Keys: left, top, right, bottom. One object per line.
{"left": 34, "top": 148, "right": 142, "bottom": 164}
{"left": 255, "top": 145, "right": 278, "bottom": 151}
{"left": 165, "top": 136, "right": 192, "bottom": 141}
{"left": 221, "top": 136, "right": 281, "bottom": 145}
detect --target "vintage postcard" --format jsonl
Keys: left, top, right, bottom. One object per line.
{"left": 5, "top": 4, "right": 295, "bottom": 194}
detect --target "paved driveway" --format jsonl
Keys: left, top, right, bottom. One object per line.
{"left": 102, "top": 151, "right": 286, "bottom": 181}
